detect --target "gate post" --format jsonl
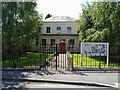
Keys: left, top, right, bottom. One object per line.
{"left": 56, "top": 44, "right": 57, "bottom": 70}
{"left": 67, "top": 50, "right": 73, "bottom": 71}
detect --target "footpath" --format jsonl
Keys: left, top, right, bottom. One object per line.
{"left": 1, "top": 69, "right": 119, "bottom": 88}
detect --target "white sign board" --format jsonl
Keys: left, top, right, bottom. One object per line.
{"left": 80, "top": 42, "right": 109, "bottom": 66}
{"left": 81, "top": 42, "right": 108, "bottom": 56}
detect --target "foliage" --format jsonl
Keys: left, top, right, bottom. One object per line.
{"left": 2, "top": 2, "right": 43, "bottom": 55}
{"left": 77, "top": 2, "right": 120, "bottom": 52}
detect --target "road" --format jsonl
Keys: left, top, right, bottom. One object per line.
{"left": 2, "top": 80, "right": 115, "bottom": 89}
{"left": 1, "top": 70, "right": 119, "bottom": 89}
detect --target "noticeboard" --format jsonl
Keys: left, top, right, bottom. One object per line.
{"left": 81, "top": 42, "right": 108, "bottom": 56}
{"left": 80, "top": 42, "right": 109, "bottom": 66}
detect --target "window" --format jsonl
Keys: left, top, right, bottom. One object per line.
{"left": 67, "top": 27, "right": 72, "bottom": 33}
{"left": 69, "top": 39, "right": 75, "bottom": 46}
{"left": 41, "top": 39, "right": 46, "bottom": 46}
{"left": 56, "top": 27, "right": 61, "bottom": 34}
{"left": 46, "top": 27, "right": 51, "bottom": 33}
{"left": 51, "top": 39, "right": 55, "bottom": 46}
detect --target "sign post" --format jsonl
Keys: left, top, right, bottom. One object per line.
{"left": 107, "top": 43, "right": 109, "bottom": 66}
{"left": 80, "top": 42, "right": 83, "bottom": 67}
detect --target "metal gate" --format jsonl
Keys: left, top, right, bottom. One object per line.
{"left": 39, "top": 44, "right": 74, "bottom": 70}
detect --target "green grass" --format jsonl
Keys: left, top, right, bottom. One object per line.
{"left": 2, "top": 52, "right": 120, "bottom": 69}
{"left": 2, "top": 52, "right": 52, "bottom": 68}
{"left": 73, "top": 54, "right": 120, "bottom": 69}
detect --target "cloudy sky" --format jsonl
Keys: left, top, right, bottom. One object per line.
{"left": 36, "top": 0, "right": 93, "bottom": 19}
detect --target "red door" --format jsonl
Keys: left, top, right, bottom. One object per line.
{"left": 59, "top": 41, "right": 66, "bottom": 53}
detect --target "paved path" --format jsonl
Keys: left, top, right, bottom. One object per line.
{"left": 48, "top": 54, "right": 68, "bottom": 70}
{"left": 57, "top": 54, "right": 68, "bottom": 69}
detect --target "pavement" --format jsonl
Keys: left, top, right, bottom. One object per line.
{"left": 1, "top": 69, "right": 120, "bottom": 89}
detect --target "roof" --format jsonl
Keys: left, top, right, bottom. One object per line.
{"left": 43, "top": 16, "right": 77, "bottom": 22}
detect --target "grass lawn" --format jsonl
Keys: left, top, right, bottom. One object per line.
{"left": 2, "top": 52, "right": 120, "bottom": 69}
{"left": 73, "top": 54, "right": 120, "bottom": 69}
{"left": 2, "top": 52, "right": 52, "bottom": 68}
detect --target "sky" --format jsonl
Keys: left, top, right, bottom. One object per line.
{"left": 36, "top": 0, "right": 93, "bottom": 19}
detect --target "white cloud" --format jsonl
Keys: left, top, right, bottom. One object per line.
{"left": 36, "top": 0, "right": 92, "bottom": 19}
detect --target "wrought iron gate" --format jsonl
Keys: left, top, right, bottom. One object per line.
{"left": 39, "top": 44, "right": 74, "bottom": 70}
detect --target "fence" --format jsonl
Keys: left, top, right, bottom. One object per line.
{"left": 2, "top": 44, "right": 120, "bottom": 71}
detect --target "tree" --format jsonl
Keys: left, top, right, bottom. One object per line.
{"left": 2, "top": 2, "right": 43, "bottom": 56}
{"left": 77, "top": 2, "right": 94, "bottom": 42}
{"left": 77, "top": 2, "right": 120, "bottom": 53}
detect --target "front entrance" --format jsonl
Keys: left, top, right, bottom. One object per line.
{"left": 39, "top": 44, "right": 73, "bottom": 70}
{"left": 3, "top": 43, "right": 119, "bottom": 71}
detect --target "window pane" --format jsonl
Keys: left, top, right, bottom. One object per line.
{"left": 41, "top": 39, "right": 46, "bottom": 46}
{"left": 46, "top": 27, "right": 51, "bottom": 33}
{"left": 56, "top": 27, "right": 61, "bottom": 34}
{"left": 69, "top": 39, "right": 75, "bottom": 46}
{"left": 67, "top": 27, "right": 71, "bottom": 33}
{"left": 57, "top": 27, "right": 61, "bottom": 30}
{"left": 51, "top": 39, "right": 55, "bottom": 46}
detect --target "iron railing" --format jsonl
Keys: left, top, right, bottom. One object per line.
{"left": 2, "top": 44, "right": 120, "bottom": 71}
